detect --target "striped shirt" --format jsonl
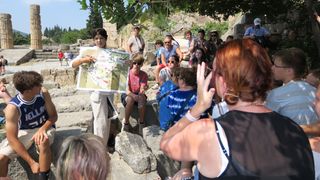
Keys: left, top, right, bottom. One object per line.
{"left": 167, "top": 89, "right": 197, "bottom": 123}
{"left": 266, "top": 80, "right": 318, "bottom": 125}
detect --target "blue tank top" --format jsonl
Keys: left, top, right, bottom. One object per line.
{"left": 10, "top": 93, "right": 50, "bottom": 130}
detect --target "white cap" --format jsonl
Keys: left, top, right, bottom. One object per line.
{"left": 254, "top": 18, "right": 261, "bottom": 26}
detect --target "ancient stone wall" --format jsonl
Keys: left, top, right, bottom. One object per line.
{"left": 103, "top": 19, "right": 119, "bottom": 48}
{"left": 0, "top": 13, "right": 13, "bottom": 49}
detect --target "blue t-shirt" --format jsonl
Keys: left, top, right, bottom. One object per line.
{"left": 244, "top": 26, "right": 270, "bottom": 37}
{"left": 266, "top": 80, "right": 317, "bottom": 125}
{"left": 167, "top": 89, "right": 197, "bottom": 124}
{"left": 159, "top": 45, "right": 178, "bottom": 63}
{"left": 157, "top": 80, "right": 178, "bottom": 131}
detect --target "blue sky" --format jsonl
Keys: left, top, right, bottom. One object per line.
{"left": 0, "top": 0, "right": 89, "bottom": 34}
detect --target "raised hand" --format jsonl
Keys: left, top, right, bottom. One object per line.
{"left": 193, "top": 62, "right": 215, "bottom": 115}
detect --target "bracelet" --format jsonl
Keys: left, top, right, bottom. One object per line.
{"left": 185, "top": 110, "right": 199, "bottom": 122}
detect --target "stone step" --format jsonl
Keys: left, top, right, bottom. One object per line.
{"left": 117, "top": 100, "right": 159, "bottom": 127}
{"left": 52, "top": 94, "right": 91, "bottom": 113}
{"left": 56, "top": 111, "right": 92, "bottom": 128}
{"left": 110, "top": 152, "right": 160, "bottom": 180}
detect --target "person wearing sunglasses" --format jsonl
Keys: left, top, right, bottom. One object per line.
{"left": 160, "top": 39, "right": 314, "bottom": 179}
{"left": 266, "top": 48, "right": 317, "bottom": 126}
{"left": 207, "top": 31, "right": 223, "bottom": 61}
{"left": 154, "top": 35, "right": 183, "bottom": 85}
{"left": 122, "top": 54, "right": 148, "bottom": 135}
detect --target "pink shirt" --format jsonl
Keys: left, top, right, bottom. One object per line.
{"left": 128, "top": 69, "right": 148, "bottom": 93}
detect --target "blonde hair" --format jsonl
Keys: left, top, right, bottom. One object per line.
{"left": 57, "top": 134, "right": 110, "bottom": 180}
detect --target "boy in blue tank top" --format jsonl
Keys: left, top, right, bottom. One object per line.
{"left": 0, "top": 71, "right": 57, "bottom": 180}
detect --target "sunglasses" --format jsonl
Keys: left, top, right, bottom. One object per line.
{"left": 133, "top": 62, "right": 142, "bottom": 66}
{"left": 164, "top": 41, "right": 171, "bottom": 44}
{"left": 168, "top": 60, "right": 176, "bottom": 64}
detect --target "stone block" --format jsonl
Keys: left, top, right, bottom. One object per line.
{"left": 56, "top": 111, "right": 92, "bottom": 128}
{"left": 115, "top": 131, "right": 157, "bottom": 174}
{"left": 143, "top": 125, "right": 180, "bottom": 178}
{"left": 118, "top": 100, "right": 159, "bottom": 127}
{"left": 52, "top": 94, "right": 91, "bottom": 113}
{"left": 110, "top": 152, "right": 160, "bottom": 180}
{"left": 144, "top": 51, "right": 155, "bottom": 65}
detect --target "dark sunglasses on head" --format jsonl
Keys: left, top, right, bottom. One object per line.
{"left": 133, "top": 62, "right": 142, "bottom": 66}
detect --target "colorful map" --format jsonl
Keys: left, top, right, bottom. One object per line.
{"left": 76, "top": 47, "right": 130, "bottom": 93}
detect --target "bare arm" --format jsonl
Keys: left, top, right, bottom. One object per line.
{"left": 301, "top": 121, "right": 320, "bottom": 136}
{"left": 160, "top": 118, "right": 222, "bottom": 177}
{"left": 71, "top": 56, "right": 95, "bottom": 68}
{"left": 309, "top": 137, "right": 320, "bottom": 153}
{"left": 5, "top": 105, "right": 39, "bottom": 172}
{"left": 176, "top": 47, "right": 183, "bottom": 62}
{"left": 189, "top": 39, "right": 195, "bottom": 54}
{"left": 160, "top": 53, "right": 167, "bottom": 66}
{"left": 32, "top": 87, "right": 58, "bottom": 145}
{"left": 127, "top": 37, "right": 133, "bottom": 54}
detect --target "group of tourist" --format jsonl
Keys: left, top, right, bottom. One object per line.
{"left": 58, "top": 50, "right": 74, "bottom": 66}
{"left": 149, "top": 18, "right": 320, "bottom": 179}
{"left": 0, "top": 16, "right": 320, "bottom": 180}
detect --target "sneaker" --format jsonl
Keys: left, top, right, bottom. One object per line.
{"left": 139, "top": 122, "right": 145, "bottom": 135}
{"left": 122, "top": 121, "right": 130, "bottom": 132}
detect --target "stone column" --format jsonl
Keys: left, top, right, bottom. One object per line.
{"left": 30, "top": 4, "right": 42, "bottom": 49}
{"left": 0, "top": 13, "right": 14, "bottom": 49}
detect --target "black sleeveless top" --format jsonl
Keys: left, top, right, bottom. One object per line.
{"left": 199, "top": 111, "right": 315, "bottom": 180}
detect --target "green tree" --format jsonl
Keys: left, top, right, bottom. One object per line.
{"left": 78, "top": 0, "right": 143, "bottom": 29}
{"left": 60, "top": 30, "right": 81, "bottom": 44}
{"left": 85, "top": 0, "right": 103, "bottom": 36}
{"left": 44, "top": 27, "right": 49, "bottom": 37}
{"left": 13, "top": 32, "right": 30, "bottom": 45}
{"left": 77, "top": 0, "right": 320, "bottom": 65}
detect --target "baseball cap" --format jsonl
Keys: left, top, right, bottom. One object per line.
{"left": 254, "top": 18, "right": 261, "bottom": 26}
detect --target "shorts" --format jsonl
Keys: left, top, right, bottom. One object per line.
{"left": 0, "top": 127, "right": 55, "bottom": 159}
{"left": 121, "top": 93, "right": 147, "bottom": 108}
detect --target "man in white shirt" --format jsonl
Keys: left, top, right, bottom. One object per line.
{"left": 127, "top": 25, "right": 145, "bottom": 58}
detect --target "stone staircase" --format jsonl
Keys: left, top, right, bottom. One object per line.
{"left": 33, "top": 49, "right": 79, "bottom": 59}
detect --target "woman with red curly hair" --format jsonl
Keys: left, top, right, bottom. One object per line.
{"left": 160, "top": 39, "right": 314, "bottom": 179}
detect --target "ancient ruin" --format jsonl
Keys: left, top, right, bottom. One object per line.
{"left": 0, "top": 13, "right": 13, "bottom": 49}
{"left": 30, "top": 4, "right": 42, "bottom": 50}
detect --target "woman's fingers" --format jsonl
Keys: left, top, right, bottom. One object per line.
{"left": 197, "top": 63, "right": 201, "bottom": 81}
{"left": 204, "top": 72, "right": 212, "bottom": 90}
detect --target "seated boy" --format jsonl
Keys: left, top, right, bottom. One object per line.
{"left": 0, "top": 71, "right": 58, "bottom": 180}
